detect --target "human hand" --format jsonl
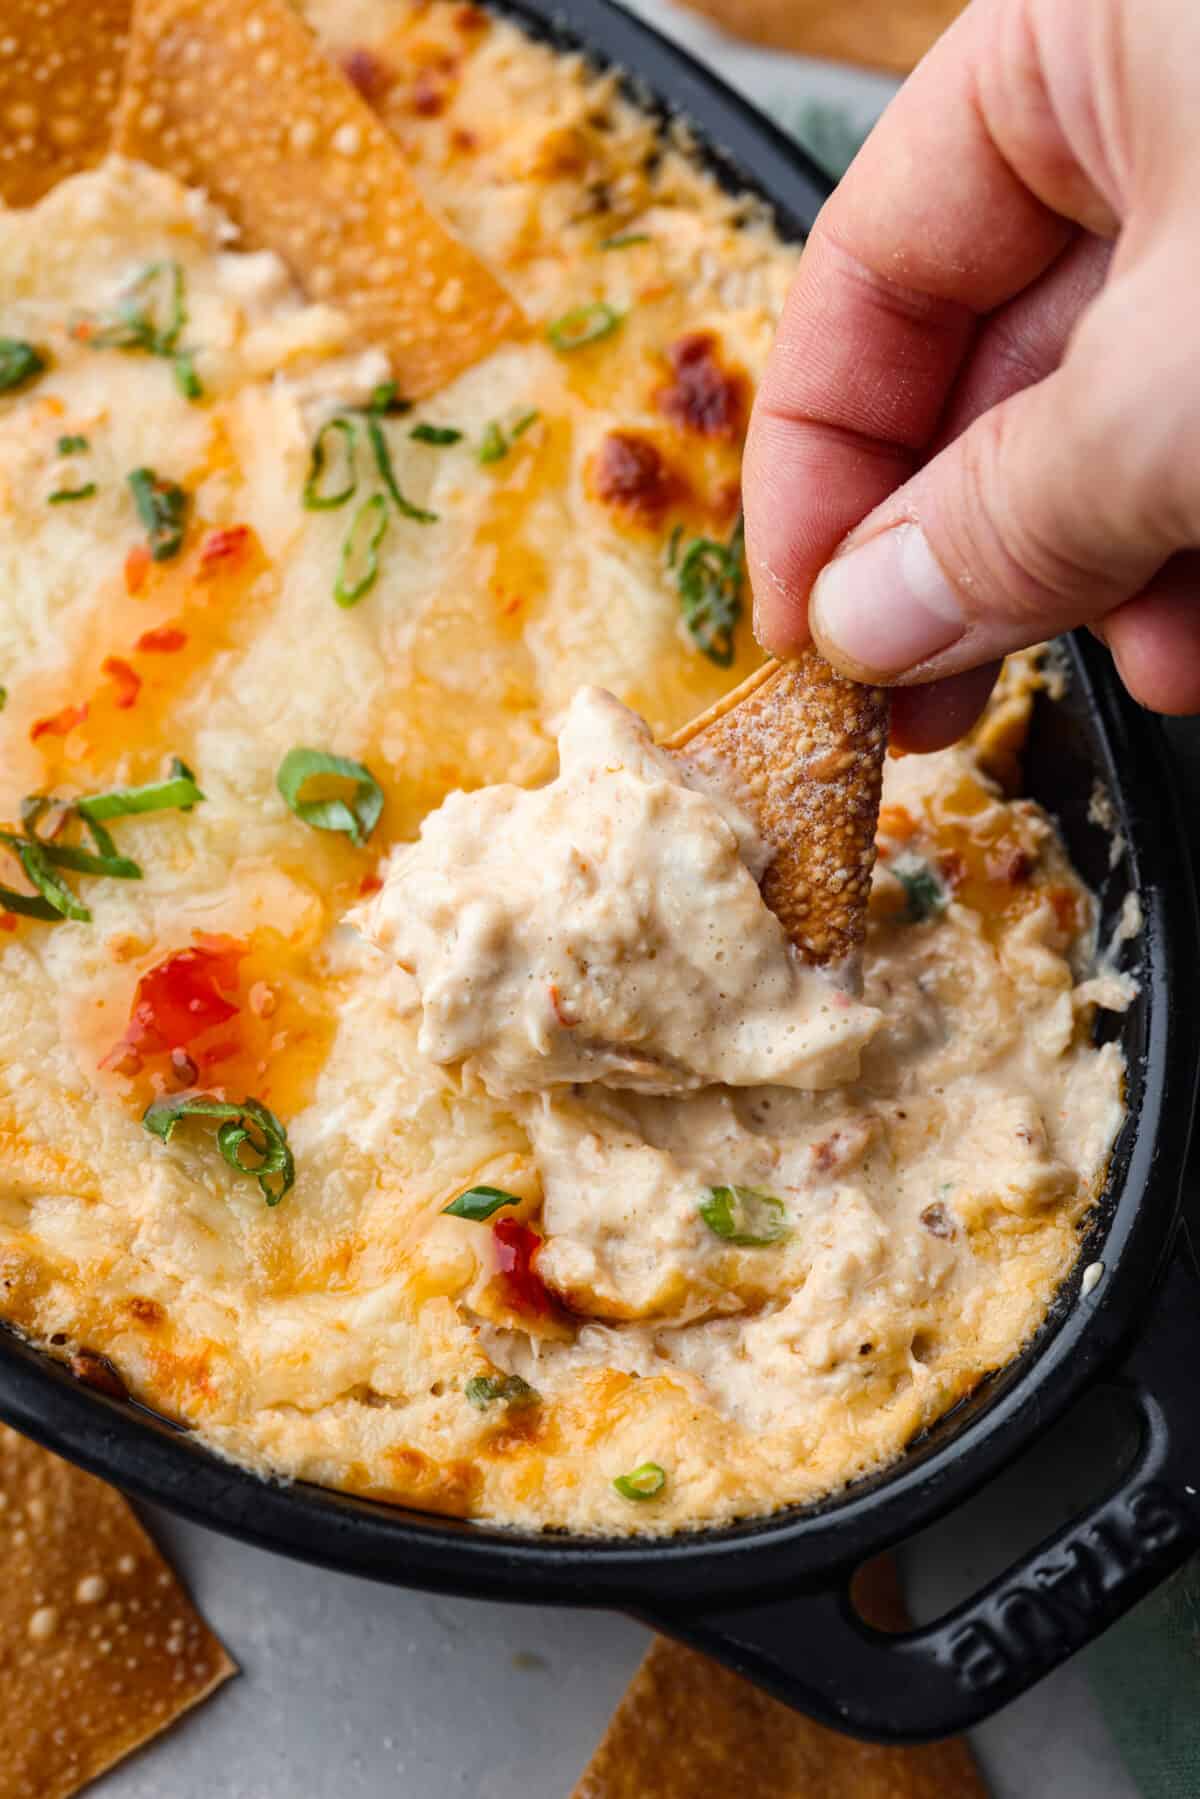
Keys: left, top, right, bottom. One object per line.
{"left": 744, "top": 0, "right": 1200, "bottom": 748}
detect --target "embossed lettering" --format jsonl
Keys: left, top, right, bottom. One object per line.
{"left": 1125, "top": 1483, "right": 1186, "bottom": 1552}
{"left": 946, "top": 1621, "right": 1009, "bottom": 1691}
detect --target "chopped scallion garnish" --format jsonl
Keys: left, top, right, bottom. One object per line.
{"left": 0, "top": 339, "right": 46, "bottom": 394}
{"left": 127, "top": 467, "right": 188, "bottom": 561}
{"left": 698, "top": 1185, "right": 790, "bottom": 1246}
{"left": 465, "top": 1373, "right": 540, "bottom": 1410}
{"left": 892, "top": 854, "right": 946, "bottom": 925}
{"left": 275, "top": 747, "right": 383, "bottom": 847}
{"left": 613, "top": 1462, "right": 666, "bottom": 1502}
{"left": 303, "top": 417, "right": 358, "bottom": 511}
{"left": 368, "top": 380, "right": 411, "bottom": 416}
{"left": 366, "top": 417, "right": 437, "bottom": 523}
{"left": 334, "top": 494, "right": 389, "bottom": 607}
{"left": 83, "top": 262, "right": 204, "bottom": 401}
{"left": 443, "top": 1185, "right": 521, "bottom": 1222}
{"left": 597, "top": 231, "right": 650, "bottom": 250}
{"left": 57, "top": 434, "right": 89, "bottom": 455}
{"left": 410, "top": 422, "right": 463, "bottom": 446}
{"left": 48, "top": 483, "right": 97, "bottom": 504}
{"left": 143, "top": 1093, "right": 295, "bottom": 1205}
{"left": 673, "top": 515, "right": 744, "bottom": 668}
{"left": 478, "top": 410, "right": 539, "bottom": 466}
{"left": 78, "top": 758, "right": 205, "bottom": 823}
{"left": 546, "top": 301, "right": 623, "bottom": 352}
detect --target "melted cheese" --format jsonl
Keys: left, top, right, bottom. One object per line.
{"left": 0, "top": 2, "right": 1127, "bottom": 1535}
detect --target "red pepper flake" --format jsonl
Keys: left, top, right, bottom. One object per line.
{"left": 0, "top": 915, "right": 18, "bottom": 934}
{"left": 590, "top": 430, "right": 681, "bottom": 523}
{"left": 199, "top": 524, "right": 250, "bottom": 570}
{"left": 30, "top": 701, "right": 87, "bottom": 743}
{"left": 68, "top": 319, "right": 95, "bottom": 344}
{"left": 493, "top": 1217, "right": 555, "bottom": 1317}
{"left": 124, "top": 544, "right": 152, "bottom": 595}
{"left": 101, "top": 655, "right": 141, "bottom": 710}
{"left": 548, "top": 983, "right": 579, "bottom": 1028}
{"left": 656, "top": 332, "right": 747, "bottom": 440}
{"left": 339, "top": 46, "right": 394, "bottom": 104}
{"left": 357, "top": 871, "right": 384, "bottom": 898}
{"left": 135, "top": 624, "right": 188, "bottom": 653}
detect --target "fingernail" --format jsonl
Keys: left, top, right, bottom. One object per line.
{"left": 811, "top": 524, "right": 965, "bottom": 678}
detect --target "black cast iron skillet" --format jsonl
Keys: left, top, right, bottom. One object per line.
{"left": 3, "top": 0, "right": 1200, "bottom": 1745}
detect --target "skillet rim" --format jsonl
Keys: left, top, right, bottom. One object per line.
{"left": 0, "top": 0, "right": 1193, "bottom": 1611}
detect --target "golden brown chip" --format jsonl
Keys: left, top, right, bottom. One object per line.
{"left": 0, "top": 0, "right": 132, "bottom": 207}
{"left": 572, "top": 1558, "right": 988, "bottom": 1799}
{"left": 114, "top": 0, "right": 524, "bottom": 398}
{"left": 0, "top": 1422, "right": 235, "bottom": 1799}
{"left": 666, "top": 652, "right": 888, "bottom": 966}
{"left": 674, "top": 0, "right": 966, "bottom": 73}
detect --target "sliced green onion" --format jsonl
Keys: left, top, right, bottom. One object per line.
{"left": 465, "top": 1373, "right": 540, "bottom": 1410}
{"left": 443, "top": 1185, "right": 521, "bottom": 1222}
{"left": 143, "top": 1093, "right": 295, "bottom": 1205}
{"left": 0, "top": 883, "right": 60, "bottom": 920}
{"left": 478, "top": 410, "right": 540, "bottom": 466}
{"left": 275, "top": 748, "right": 383, "bottom": 847}
{"left": 613, "top": 1462, "right": 666, "bottom": 1502}
{"left": 172, "top": 351, "right": 203, "bottom": 401}
{"left": 127, "top": 466, "right": 188, "bottom": 561}
{"left": 12, "top": 837, "right": 91, "bottom": 921}
{"left": 597, "top": 231, "right": 650, "bottom": 250}
{"left": 368, "top": 380, "right": 410, "bottom": 416}
{"left": 366, "top": 417, "right": 437, "bottom": 523}
{"left": 35, "top": 838, "right": 141, "bottom": 880}
{"left": 302, "top": 417, "right": 358, "bottom": 511}
{"left": 57, "top": 434, "right": 89, "bottom": 454}
{"left": 48, "top": 483, "right": 97, "bottom": 504}
{"left": 0, "top": 687, "right": 7, "bottom": 711}
{"left": 674, "top": 515, "right": 744, "bottom": 668}
{"left": 892, "top": 854, "right": 946, "bottom": 925}
{"left": 698, "top": 1185, "right": 790, "bottom": 1247}
{"left": 0, "top": 339, "right": 46, "bottom": 394}
{"left": 334, "top": 494, "right": 388, "bottom": 607}
{"left": 91, "top": 260, "right": 186, "bottom": 352}
{"left": 78, "top": 758, "right": 205, "bottom": 823}
{"left": 410, "top": 422, "right": 463, "bottom": 446}
{"left": 547, "top": 302, "right": 623, "bottom": 352}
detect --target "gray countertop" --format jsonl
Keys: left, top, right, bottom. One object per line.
{"left": 89, "top": 5, "right": 1153, "bottom": 1793}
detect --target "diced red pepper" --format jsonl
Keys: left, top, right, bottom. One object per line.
{"left": 199, "top": 525, "right": 250, "bottom": 570}
{"left": 135, "top": 624, "right": 188, "bottom": 653}
{"left": 124, "top": 942, "right": 245, "bottom": 1054}
{"left": 30, "top": 701, "right": 88, "bottom": 743}
{"left": 101, "top": 655, "right": 141, "bottom": 710}
{"left": 493, "top": 1218, "right": 555, "bottom": 1317}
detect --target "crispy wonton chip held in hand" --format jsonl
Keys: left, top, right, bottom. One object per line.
{"left": 0, "top": 0, "right": 132, "bottom": 207}
{"left": 115, "top": 0, "right": 524, "bottom": 397}
{"left": 0, "top": 1423, "right": 235, "bottom": 1799}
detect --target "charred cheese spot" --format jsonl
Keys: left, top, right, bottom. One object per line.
{"left": 588, "top": 429, "right": 682, "bottom": 525}
{"left": 655, "top": 332, "right": 747, "bottom": 441}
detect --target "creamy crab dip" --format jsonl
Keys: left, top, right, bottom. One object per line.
{"left": 355, "top": 686, "right": 879, "bottom": 1099}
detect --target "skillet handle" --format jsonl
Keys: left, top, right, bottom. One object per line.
{"left": 644, "top": 1247, "right": 1200, "bottom": 1743}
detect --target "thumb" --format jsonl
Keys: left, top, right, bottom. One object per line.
{"left": 807, "top": 297, "right": 1198, "bottom": 686}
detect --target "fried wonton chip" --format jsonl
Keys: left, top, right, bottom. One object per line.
{"left": 667, "top": 651, "right": 888, "bottom": 966}
{"left": 0, "top": 1422, "right": 235, "bottom": 1799}
{"left": 572, "top": 1558, "right": 988, "bottom": 1799}
{"left": 0, "top": 0, "right": 132, "bottom": 207}
{"left": 114, "top": 0, "right": 524, "bottom": 397}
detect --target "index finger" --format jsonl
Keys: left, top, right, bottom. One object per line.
{"left": 743, "top": 0, "right": 1081, "bottom": 655}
